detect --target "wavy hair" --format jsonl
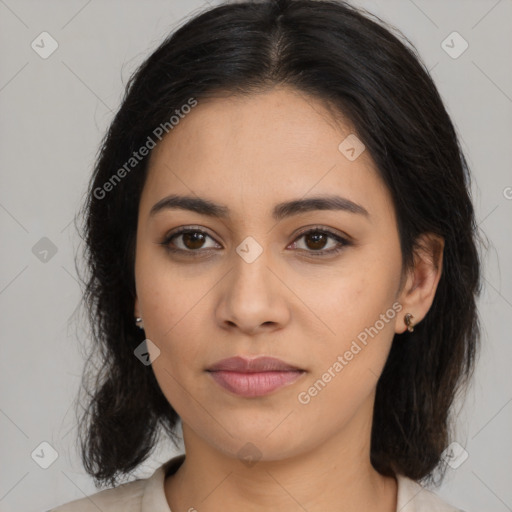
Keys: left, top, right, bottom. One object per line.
{"left": 73, "top": 0, "right": 484, "bottom": 489}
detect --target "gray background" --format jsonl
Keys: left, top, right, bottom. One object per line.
{"left": 1, "top": 0, "right": 511, "bottom": 511}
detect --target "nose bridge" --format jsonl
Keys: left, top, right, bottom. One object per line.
{"left": 230, "top": 234, "right": 275, "bottom": 299}
{"left": 217, "top": 233, "right": 289, "bottom": 332}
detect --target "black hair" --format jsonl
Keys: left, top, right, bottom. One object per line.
{"left": 73, "top": 0, "right": 484, "bottom": 489}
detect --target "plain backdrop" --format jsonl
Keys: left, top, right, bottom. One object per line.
{"left": 0, "top": 1, "right": 511, "bottom": 511}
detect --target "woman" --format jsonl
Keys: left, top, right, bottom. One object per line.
{"left": 50, "top": 0, "right": 482, "bottom": 510}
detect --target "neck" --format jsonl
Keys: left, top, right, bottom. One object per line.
{"left": 164, "top": 400, "right": 397, "bottom": 512}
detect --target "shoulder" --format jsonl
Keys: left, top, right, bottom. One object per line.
{"left": 47, "top": 478, "right": 147, "bottom": 512}
{"left": 396, "top": 474, "right": 467, "bottom": 512}
{"left": 47, "top": 454, "right": 185, "bottom": 512}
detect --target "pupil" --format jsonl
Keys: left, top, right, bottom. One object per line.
{"left": 306, "top": 232, "right": 327, "bottom": 250}
{"left": 184, "top": 232, "right": 205, "bottom": 249}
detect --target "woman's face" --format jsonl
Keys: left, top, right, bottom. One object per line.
{"left": 134, "top": 86, "right": 410, "bottom": 461}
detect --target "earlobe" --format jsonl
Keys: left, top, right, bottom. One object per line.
{"left": 403, "top": 313, "right": 415, "bottom": 332}
{"left": 133, "top": 297, "right": 145, "bottom": 330}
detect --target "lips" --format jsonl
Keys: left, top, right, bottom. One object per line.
{"left": 207, "top": 356, "right": 302, "bottom": 373}
{"left": 206, "top": 356, "right": 305, "bottom": 397}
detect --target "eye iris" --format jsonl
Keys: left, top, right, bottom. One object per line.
{"left": 305, "top": 232, "right": 328, "bottom": 250}
{"left": 183, "top": 231, "right": 206, "bottom": 250}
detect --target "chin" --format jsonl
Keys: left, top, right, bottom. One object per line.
{"left": 205, "top": 424, "right": 309, "bottom": 463}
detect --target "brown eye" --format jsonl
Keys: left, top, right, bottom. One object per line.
{"left": 181, "top": 231, "right": 207, "bottom": 250}
{"left": 160, "top": 226, "right": 350, "bottom": 258}
{"left": 162, "top": 227, "right": 220, "bottom": 254}
{"left": 291, "top": 228, "right": 350, "bottom": 256}
{"left": 303, "top": 231, "right": 329, "bottom": 250}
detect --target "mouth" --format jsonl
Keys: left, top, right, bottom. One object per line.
{"left": 206, "top": 356, "right": 306, "bottom": 397}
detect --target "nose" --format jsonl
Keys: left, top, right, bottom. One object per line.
{"left": 216, "top": 246, "right": 291, "bottom": 336}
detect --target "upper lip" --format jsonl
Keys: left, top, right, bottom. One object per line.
{"left": 207, "top": 356, "right": 303, "bottom": 373}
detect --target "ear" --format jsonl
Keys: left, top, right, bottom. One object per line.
{"left": 395, "top": 233, "right": 444, "bottom": 334}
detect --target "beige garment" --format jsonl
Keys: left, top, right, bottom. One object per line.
{"left": 48, "top": 454, "right": 464, "bottom": 512}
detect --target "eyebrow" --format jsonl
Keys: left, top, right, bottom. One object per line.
{"left": 149, "top": 194, "right": 370, "bottom": 221}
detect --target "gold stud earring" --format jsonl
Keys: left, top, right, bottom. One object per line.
{"left": 404, "top": 313, "right": 415, "bottom": 332}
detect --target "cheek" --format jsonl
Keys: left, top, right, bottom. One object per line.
{"left": 135, "top": 265, "right": 209, "bottom": 389}
{"left": 305, "top": 260, "right": 398, "bottom": 334}
{"left": 143, "top": 296, "right": 209, "bottom": 423}
{"left": 135, "top": 243, "right": 202, "bottom": 337}
{"left": 300, "top": 253, "right": 401, "bottom": 377}
{"left": 294, "top": 289, "right": 398, "bottom": 433}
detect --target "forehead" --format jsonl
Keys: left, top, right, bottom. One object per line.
{"left": 142, "top": 86, "right": 394, "bottom": 224}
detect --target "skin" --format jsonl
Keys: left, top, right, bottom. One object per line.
{"left": 133, "top": 85, "right": 444, "bottom": 512}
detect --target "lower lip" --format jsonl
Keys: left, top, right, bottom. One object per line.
{"left": 208, "top": 370, "right": 305, "bottom": 397}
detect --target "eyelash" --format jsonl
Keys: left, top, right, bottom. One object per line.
{"left": 159, "top": 225, "right": 351, "bottom": 258}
